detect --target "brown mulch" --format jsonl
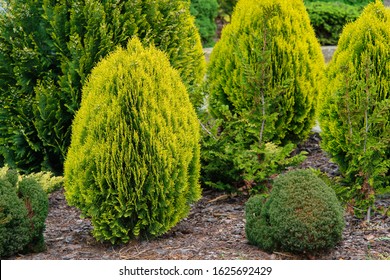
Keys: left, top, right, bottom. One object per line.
{"left": 7, "top": 134, "right": 390, "bottom": 260}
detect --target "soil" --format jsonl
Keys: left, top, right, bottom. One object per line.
{"left": 6, "top": 133, "right": 390, "bottom": 260}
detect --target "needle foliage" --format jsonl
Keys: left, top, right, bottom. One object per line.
{"left": 64, "top": 39, "right": 201, "bottom": 244}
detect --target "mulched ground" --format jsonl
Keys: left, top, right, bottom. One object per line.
{"left": 6, "top": 133, "right": 390, "bottom": 260}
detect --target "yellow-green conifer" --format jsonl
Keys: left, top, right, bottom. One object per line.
{"left": 319, "top": 1, "right": 390, "bottom": 217}
{"left": 64, "top": 39, "right": 201, "bottom": 244}
{"left": 202, "top": 0, "right": 324, "bottom": 190}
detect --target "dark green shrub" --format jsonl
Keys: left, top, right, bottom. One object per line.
{"left": 306, "top": 1, "right": 362, "bottom": 45}
{"left": 201, "top": 0, "right": 324, "bottom": 192}
{"left": 18, "top": 177, "right": 49, "bottom": 252}
{"left": 0, "top": 166, "right": 49, "bottom": 257}
{"left": 0, "top": 0, "right": 60, "bottom": 173}
{"left": 245, "top": 169, "right": 345, "bottom": 254}
{"left": 191, "top": 0, "right": 219, "bottom": 47}
{"left": 0, "top": 178, "right": 30, "bottom": 258}
{"left": 244, "top": 195, "right": 274, "bottom": 252}
{"left": 319, "top": 1, "right": 390, "bottom": 217}
{"left": 64, "top": 38, "right": 202, "bottom": 244}
{"left": 0, "top": 0, "right": 205, "bottom": 174}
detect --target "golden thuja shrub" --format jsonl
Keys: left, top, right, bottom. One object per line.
{"left": 319, "top": 1, "right": 390, "bottom": 217}
{"left": 64, "top": 38, "right": 201, "bottom": 244}
{"left": 201, "top": 0, "right": 324, "bottom": 191}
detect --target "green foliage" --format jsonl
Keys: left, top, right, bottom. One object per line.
{"left": 0, "top": 0, "right": 206, "bottom": 174}
{"left": 200, "top": 115, "right": 308, "bottom": 192}
{"left": 306, "top": 1, "right": 363, "bottom": 45}
{"left": 64, "top": 39, "right": 202, "bottom": 244}
{"left": 304, "top": 0, "right": 374, "bottom": 6}
{"left": 319, "top": 1, "right": 390, "bottom": 217}
{"left": 0, "top": 0, "right": 62, "bottom": 173}
{"left": 245, "top": 169, "right": 345, "bottom": 254}
{"left": 25, "top": 172, "right": 64, "bottom": 194}
{"left": 201, "top": 0, "right": 324, "bottom": 192}
{"left": 0, "top": 177, "right": 30, "bottom": 257}
{"left": 0, "top": 166, "right": 49, "bottom": 257}
{"left": 245, "top": 194, "right": 274, "bottom": 251}
{"left": 191, "top": 0, "right": 219, "bottom": 47}
{"left": 17, "top": 177, "right": 49, "bottom": 252}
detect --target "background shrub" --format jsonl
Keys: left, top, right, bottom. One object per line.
{"left": 201, "top": 0, "right": 324, "bottom": 192}
{"left": 190, "top": 0, "right": 219, "bottom": 47}
{"left": 0, "top": 0, "right": 60, "bottom": 173}
{"left": 305, "top": 1, "right": 362, "bottom": 45}
{"left": 0, "top": 0, "right": 205, "bottom": 174}
{"left": 319, "top": 1, "right": 390, "bottom": 218}
{"left": 213, "top": 1, "right": 376, "bottom": 45}
{"left": 245, "top": 169, "right": 345, "bottom": 254}
{"left": 0, "top": 166, "right": 49, "bottom": 257}
{"left": 64, "top": 38, "right": 201, "bottom": 244}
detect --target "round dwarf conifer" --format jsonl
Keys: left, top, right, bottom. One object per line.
{"left": 64, "top": 38, "right": 202, "bottom": 244}
{"left": 245, "top": 169, "right": 345, "bottom": 254}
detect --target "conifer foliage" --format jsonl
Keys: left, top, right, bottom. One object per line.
{"left": 319, "top": 1, "right": 390, "bottom": 217}
{"left": 245, "top": 169, "right": 344, "bottom": 254}
{"left": 190, "top": 0, "right": 219, "bottom": 47}
{"left": 201, "top": 0, "right": 324, "bottom": 191}
{"left": 0, "top": 0, "right": 62, "bottom": 173}
{"left": 64, "top": 39, "right": 202, "bottom": 244}
{"left": 0, "top": 166, "right": 49, "bottom": 257}
{"left": 0, "top": 0, "right": 205, "bottom": 174}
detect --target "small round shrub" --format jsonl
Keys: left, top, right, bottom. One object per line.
{"left": 0, "top": 167, "right": 49, "bottom": 257}
{"left": 319, "top": 1, "right": 390, "bottom": 216}
{"left": 64, "top": 38, "right": 202, "bottom": 244}
{"left": 245, "top": 169, "right": 345, "bottom": 254}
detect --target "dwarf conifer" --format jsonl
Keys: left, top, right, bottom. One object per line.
{"left": 245, "top": 169, "right": 344, "bottom": 254}
{"left": 0, "top": 166, "right": 49, "bottom": 257}
{"left": 319, "top": 1, "right": 390, "bottom": 217}
{"left": 64, "top": 39, "right": 201, "bottom": 244}
{"left": 201, "top": 0, "right": 324, "bottom": 190}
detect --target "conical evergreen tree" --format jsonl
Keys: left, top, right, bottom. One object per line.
{"left": 319, "top": 1, "right": 390, "bottom": 217}
{"left": 201, "top": 0, "right": 324, "bottom": 190}
{"left": 64, "top": 38, "right": 201, "bottom": 244}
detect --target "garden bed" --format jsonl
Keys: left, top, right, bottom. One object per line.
{"left": 6, "top": 133, "right": 390, "bottom": 260}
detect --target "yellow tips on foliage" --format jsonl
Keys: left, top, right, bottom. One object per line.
{"left": 319, "top": 1, "right": 390, "bottom": 217}
{"left": 64, "top": 38, "right": 201, "bottom": 244}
